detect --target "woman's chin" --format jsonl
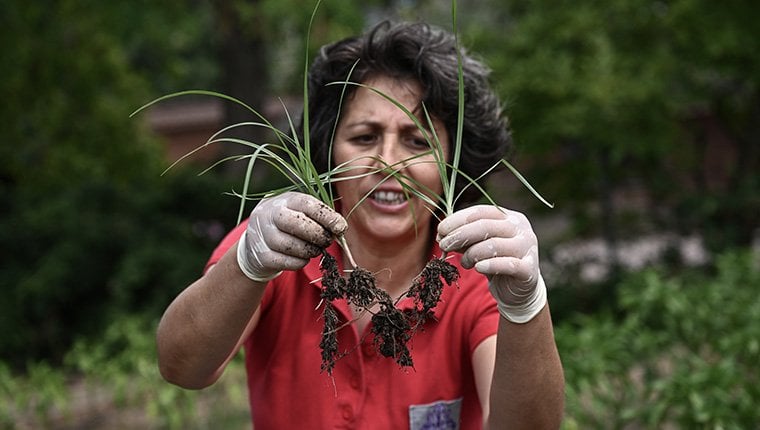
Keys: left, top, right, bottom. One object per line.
{"left": 351, "top": 219, "right": 429, "bottom": 244}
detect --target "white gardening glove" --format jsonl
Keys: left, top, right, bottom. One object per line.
{"left": 237, "top": 192, "right": 348, "bottom": 283}
{"left": 437, "top": 205, "right": 547, "bottom": 323}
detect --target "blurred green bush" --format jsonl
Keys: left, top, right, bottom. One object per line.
{"left": 0, "top": 2, "right": 239, "bottom": 366}
{"left": 0, "top": 168, "right": 239, "bottom": 366}
{"left": 0, "top": 314, "right": 249, "bottom": 429}
{"left": 559, "top": 249, "right": 760, "bottom": 428}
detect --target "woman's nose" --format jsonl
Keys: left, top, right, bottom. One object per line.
{"left": 376, "top": 134, "right": 404, "bottom": 169}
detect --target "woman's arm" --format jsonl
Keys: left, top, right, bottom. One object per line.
{"left": 487, "top": 305, "right": 564, "bottom": 429}
{"left": 156, "top": 246, "right": 265, "bottom": 389}
{"left": 472, "top": 307, "right": 563, "bottom": 429}
{"left": 440, "top": 205, "right": 565, "bottom": 428}
{"left": 156, "top": 192, "right": 347, "bottom": 389}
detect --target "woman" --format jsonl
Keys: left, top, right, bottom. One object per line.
{"left": 157, "top": 21, "right": 564, "bottom": 429}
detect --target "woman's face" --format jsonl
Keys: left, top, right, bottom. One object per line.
{"left": 332, "top": 75, "right": 450, "bottom": 243}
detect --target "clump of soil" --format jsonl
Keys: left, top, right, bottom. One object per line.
{"left": 345, "top": 267, "right": 380, "bottom": 308}
{"left": 319, "top": 251, "right": 346, "bottom": 301}
{"left": 406, "top": 258, "right": 460, "bottom": 330}
{"left": 317, "top": 250, "right": 459, "bottom": 373}
{"left": 371, "top": 290, "right": 413, "bottom": 367}
{"left": 319, "top": 301, "right": 340, "bottom": 374}
{"left": 318, "top": 251, "right": 345, "bottom": 374}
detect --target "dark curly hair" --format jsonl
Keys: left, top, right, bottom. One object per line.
{"left": 299, "top": 20, "right": 512, "bottom": 208}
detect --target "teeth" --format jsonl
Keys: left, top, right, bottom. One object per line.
{"left": 372, "top": 190, "right": 406, "bottom": 204}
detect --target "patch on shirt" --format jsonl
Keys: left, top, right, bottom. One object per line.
{"left": 409, "top": 398, "right": 462, "bottom": 430}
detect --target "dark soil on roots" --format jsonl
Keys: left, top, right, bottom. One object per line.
{"left": 407, "top": 258, "right": 460, "bottom": 330}
{"left": 371, "top": 289, "right": 414, "bottom": 367}
{"left": 317, "top": 250, "right": 459, "bottom": 373}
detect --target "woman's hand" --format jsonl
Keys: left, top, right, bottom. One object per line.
{"left": 237, "top": 192, "right": 348, "bottom": 282}
{"left": 437, "top": 205, "right": 547, "bottom": 323}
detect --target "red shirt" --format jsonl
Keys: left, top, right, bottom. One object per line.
{"left": 207, "top": 223, "right": 499, "bottom": 430}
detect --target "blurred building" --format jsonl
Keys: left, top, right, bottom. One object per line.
{"left": 147, "top": 97, "right": 300, "bottom": 166}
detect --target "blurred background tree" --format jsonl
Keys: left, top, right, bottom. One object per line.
{"left": 490, "top": 0, "right": 759, "bottom": 312}
{"left": 0, "top": 0, "right": 235, "bottom": 366}
{"left": 479, "top": 0, "right": 760, "bottom": 254}
{"left": 1, "top": 0, "right": 757, "bottom": 427}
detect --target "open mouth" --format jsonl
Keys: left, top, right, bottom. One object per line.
{"left": 370, "top": 190, "right": 407, "bottom": 205}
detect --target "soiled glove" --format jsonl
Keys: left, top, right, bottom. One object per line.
{"left": 237, "top": 192, "right": 347, "bottom": 283}
{"left": 437, "top": 205, "right": 547, "bottom": 323}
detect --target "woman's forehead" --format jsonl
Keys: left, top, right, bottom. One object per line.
{"left": 344, "top": 76, "right": 424, "bottom": 116}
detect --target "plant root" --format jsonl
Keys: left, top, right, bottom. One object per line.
{"left": 316, "top": 250, "right": 458, "bottom": 372}
{"left": 406, "top": 257, "right": 460, "bottom": 330}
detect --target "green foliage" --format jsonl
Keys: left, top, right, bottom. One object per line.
{"left": 0, "top": 315, "right": 249, "bottom": 429}
{"left": 0, "top": 361, "right": 68, "bottom": 429}
{"left": 0, "top": 1, "right": 239, "bottom": 365}
{"left": 0, "top": 166, "right": 239, "bottom": 366}
{"left": 453, "top": 0, "right": 759, "bottom": 251}
{"left": 104, "top": 0, "right": 219, "bottom": 93}
{"left": 558, "top": 249, "right": 760, "bottom": 428}
{"left": 234, "top": 0, "right": 374, "bottom": 93}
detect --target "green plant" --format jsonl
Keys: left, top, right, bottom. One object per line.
{"left": 0, "top": 314, "right": 249, "bottom": 429}
{"left": 0, "top": 361, "right": 69, "bottom": 429}
{"left": 557, "top": 249, "right": 760, "bottom": 428}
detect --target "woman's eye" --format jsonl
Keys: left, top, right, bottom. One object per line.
{"left": 409, "top": 137, "right": 430, "bottom": 150}
{"left": 352, "top": 134, "right": 376, "bottom": 144}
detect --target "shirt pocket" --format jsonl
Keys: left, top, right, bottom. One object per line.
{"left": 409, "top": 397, "right": 462, "bottom": 430}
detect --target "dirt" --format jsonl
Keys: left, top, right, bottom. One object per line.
{"left": 317, "top": 250, "right": 459, "bottom": 371}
